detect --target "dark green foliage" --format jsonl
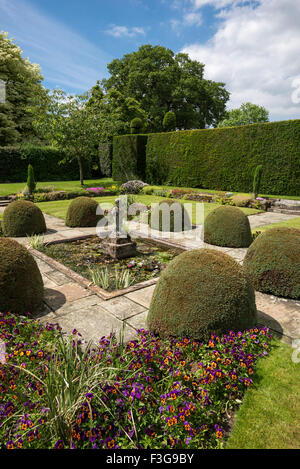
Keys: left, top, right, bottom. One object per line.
{"left": 65, "top": 197, "right": 103, "bottom": 227}
{"left": 0, "top": 237, "right": 44, "bottom": 314}
{"left": 0, "top": 146, "right": 92, "bottom": 183}
{"left": 163, "top": 111, "right": 176, "bottom": 131}
{"left": 253, "top": 164, "right": 263, "bottom": 198}
{"left": 243, "top": 227, "right": 300, "bottom": 299}
{"left": 149, "top": 200, "right": 192, "bottom": 232}
{"left": 147, "top": 248, "right": 257, "bottom": 340}
{"left": 3, "top": 200, "right": 46, "bottom": 237}
{"left": 204, "top": 206, "right": 252, "bottom": 248}
{"left": 99, "top": 142, "right": 113, "bottom": 177}
{"left": 112, "top": 134, "right": 148, "bottom": 183}
{"left": 130, "top": 118, "right": 143, "bottom": 134}
{"left": 145, "top": 119, "right": 300, "bottom": 196}
{"left": 27, "top": 164, "right": 36, "bottom": 194}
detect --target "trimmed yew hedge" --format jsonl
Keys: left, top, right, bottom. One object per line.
{"left": 145, "top": 119, "right": 300, "bottom": 196}
{"left": 112, "top": 135, "right": 148, "bottom": 183}
{"left": 0, "top": 146, "right": 92, "bottom": 183}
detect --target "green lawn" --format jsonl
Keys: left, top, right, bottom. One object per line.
{"left": 227, "top": 339, "right": 300, "bottom": 449}
{"left": 36, "top": 195, "right": 261, "bottom": 225}
{"left": 0, "top": 178, "right": 117, "bottom": 197}
{"left": 253, "top": 216, "right": 300, "bottom": 233}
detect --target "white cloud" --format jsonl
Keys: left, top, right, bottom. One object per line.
{"left": 0, "top": 0, "right": 110, "bottom": 92}
{"left": 105, "top": 25, "right": 146, "bottom": 38}
{"left": 182, "top": 0, "right": 300, "bottom": 121}
{"left": 183, "top": 11, "right": 203, "bottom": 26}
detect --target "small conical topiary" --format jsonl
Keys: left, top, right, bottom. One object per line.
{"left": 243, "top": 227, "right": 300, "bottom": 299}
{"left": 149, "top": 200, "right": 192, "bottom": 232}
{"left": 0, "top": 238, "right": 44, "bottom": 314}
{"left": 3, "top": 200, "right": 46, "bottom": 237}
{"left": 147, "top": 248, "right": 257, "bottom": 340}
{"left": 27, "top": 164, "right": 36, "bottom": 194}
{"left": 204, "top": 205, "right": 252, "bottom": 248}
{"left": 65, "top": 197, "right": 103, "bottom": 227}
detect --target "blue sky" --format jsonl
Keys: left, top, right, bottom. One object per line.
{"left": 1, "top": 0, "right": 300, "bottom": 121}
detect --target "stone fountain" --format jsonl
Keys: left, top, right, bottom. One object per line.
{"left": 102, "top": 197, "right": 137, "bottom": 260}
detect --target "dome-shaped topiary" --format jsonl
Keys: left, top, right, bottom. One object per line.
{"left": 149, "top": 200, "right": 192, "bottom": 232}
{"left": 243, "top": 227, "right": 300, "bottom": 299}
{"left": 65, "top": 197, "right": 102, "bottom": 227}
{"left": 0, "top": 238, "right": 44, "bottom": 314}
{"left": 204, "top": 205, "right": 252, "bottom": 247}
{"left": 3, "top": 200, "right": 46, "bottom": 237}
{"left": 147, "top": 248, "right": 257, "bottom": 340}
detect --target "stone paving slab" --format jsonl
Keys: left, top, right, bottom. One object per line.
{"left": 100, "top": 296, "right": 146, "bottom": 321}
{"left": 43, "top": 282, "right": 92, "bottom": 311}
{"left": 45, "top": 303, "right": 137, "bottom": 345}
{"left": 248, "top": 211, "right": 299, "bottom": 229}
{"left": 125, "top": 310, "right": 148, "bottom": 331}
{"left": 44, "top": 270, "right": 73, "bottom": 286}
{"left": 48, "top": 295, "right": 105, "bottom": 319}
{"left": 125, "top": 285, "right": 157, "bottom": 309}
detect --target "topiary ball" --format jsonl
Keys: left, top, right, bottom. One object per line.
{"left": 3, "top": 200, "right": 46, "bottom": 237}
{"left": 0, "top": 238, "right": 44, "bottom": 314}
{"left": 243, "top": 227, "right": 300, "bottom": 299}
{"left": 204, "top": 205, "right": 252, "bottom": 247}
{"left": 149, "top": 200, "right": 192, "bottom": 232}
{"left": 147, "top": 248, "right": 257, "bottom": 340}
{"left": 65, "top": 197, "right": 102, "bottom": 227}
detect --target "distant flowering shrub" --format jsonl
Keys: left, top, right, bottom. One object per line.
{"left": 85, "top": 187, "right": 105, "bottom": 194}
{"left": 0, "top": 311, "right": 272, "bottom": 449}
{"left": 120, "top": 180, "right": 148, "bottom": 194}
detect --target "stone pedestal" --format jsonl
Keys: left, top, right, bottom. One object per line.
{"left": 102, "top": 236, "right": 137, "bottom": 260}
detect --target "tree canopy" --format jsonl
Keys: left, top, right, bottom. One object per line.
{"left": 217, "top": 102, "right": 269, "bottom": 128}
{"left": 0, "top": 31, "right": 45, "bottom": 145}
{"left": 101, "top": 44, "right": 230, "bottom": 132}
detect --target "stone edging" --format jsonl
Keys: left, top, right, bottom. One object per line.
{"left": 29, "top": 234, "right": 185, "bottom": 301}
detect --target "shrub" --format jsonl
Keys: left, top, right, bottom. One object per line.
{"left": 243, "top": 227, "right": 300, "bottom": 299}
{"left": 65, "top": 197, "right": 102, "bottom": 227}
{"left": 2, "top": 200, "right": 47, "bottom": 237}
{"left": 0, "top": 238, "right": 44, "bottom": 314}
{"left": 142, "top": 185, "right": 154, "bottom": 195}
{"left": 163, "top": 111, "right": 176, "bottom": 131}
{"left": 130, "top": 118, "right": 144, "bottom": 134}
{"left": 27, "top": 164, "right": 36, "bottom": 194}
{"left": 147, "top": 248, "right": 257, "bottom": 340}
{"left": 120, "top": 180, "right": 148, "bottom": 194}
{"left": 149, "top": 200, "right": 192, "bottom": 232}
{"left": 204, "top": 205, "right": 252, "bottom": 248}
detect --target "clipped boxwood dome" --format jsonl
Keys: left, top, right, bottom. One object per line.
{"left": 65, "top": 197, "right": 102, "bottom": 227}
{"left": 149, "top": 200, "right": 192, "bottom": 232}
{"left": 204, "top": 205, "right": 252, "bottom": 248}
{"left": 147, "top": 248, "right": 257, "bottom": 340}
{"left": 0, "top": 238, "right": 44, "bottom": 314}
{"left": 3, "top": 200, "right": 46, "bottom": 237}
{"left": 243, "top": 227, "right": 300, "bottom": 299}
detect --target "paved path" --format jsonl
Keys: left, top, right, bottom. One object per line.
{"left": 2, "top": 207, "right": 299, "bottom": 345}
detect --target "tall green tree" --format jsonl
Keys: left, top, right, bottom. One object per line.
{"left": 0, "top": 32, "right": 45, "bottom": 145}
{"left": 101, "top": 44, "right": 230, "bottom": 132}
{"left": 218, "top": 102, "right": 269, "bottom": 128}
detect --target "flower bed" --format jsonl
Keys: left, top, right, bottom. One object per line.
{"left": 0, "top": 311, "right": 272, "bottom": 449}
